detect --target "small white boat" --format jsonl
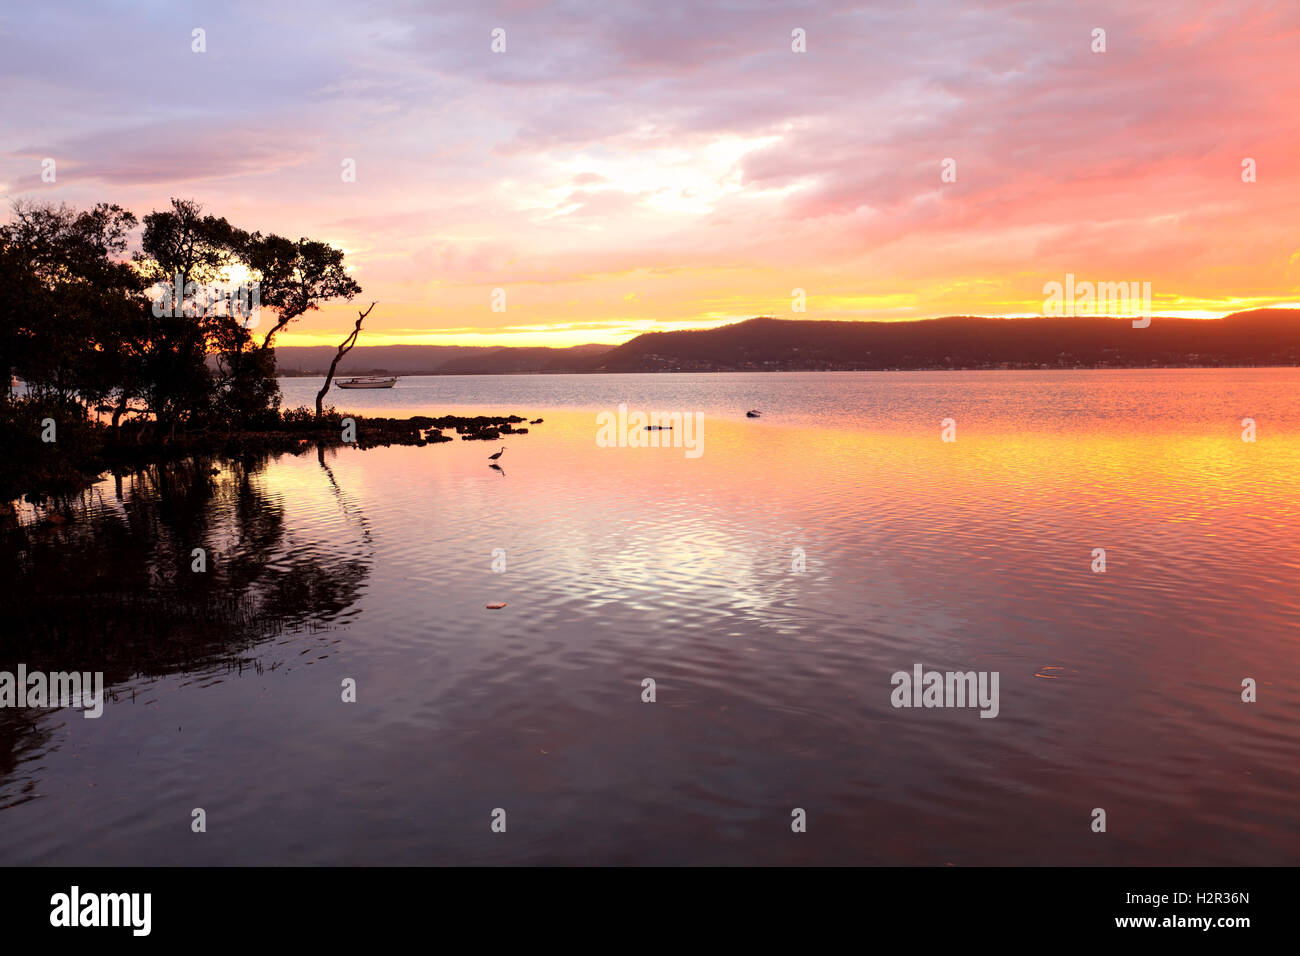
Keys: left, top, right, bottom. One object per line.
{"left": 336, "top": 376, "right": 397, "bottom": 389}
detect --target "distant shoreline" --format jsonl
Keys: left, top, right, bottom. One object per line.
{"left": 277, "top": 363, "right": 1300, "bottom": 378}
{"left": 271, "top": 310, "right": 1300, "bottom": 375}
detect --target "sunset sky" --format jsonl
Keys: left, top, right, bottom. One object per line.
{"left": 3, "top": 0, "right": 1299, "bottom": 346}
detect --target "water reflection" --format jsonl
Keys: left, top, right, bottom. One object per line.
{"left": 0, "top": 451, "right": 370, "bottom": 804}
{"left": 3, "top": 371, "right": 1300, "bottom": 864}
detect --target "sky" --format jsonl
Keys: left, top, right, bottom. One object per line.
{"left": 2, "top": 0, "right": 1299, "bottom": 347}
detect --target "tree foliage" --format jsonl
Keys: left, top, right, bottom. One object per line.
{"left": 0, "top": 197, "right": 362, "bottom": 494}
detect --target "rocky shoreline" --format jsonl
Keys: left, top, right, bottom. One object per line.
{"left": 4, "top": 412, "right": 535, "bottom": 506}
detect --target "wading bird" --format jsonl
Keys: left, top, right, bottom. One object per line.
{"left": 489, "top": 447, "right": 506, "bottom": 461}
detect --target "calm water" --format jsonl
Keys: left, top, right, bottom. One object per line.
{"left": 2, "top": 369, "right": 1298, "bottom": 865}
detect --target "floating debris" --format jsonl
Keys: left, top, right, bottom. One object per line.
{"left": 486, "top": 602, "right": 507, "bottom": 610}
{"left": 1034, "top": 665, "right": 1072, "bottom": 680}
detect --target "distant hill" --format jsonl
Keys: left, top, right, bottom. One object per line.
{"left": 588, "top": 310, "right": 1300, "bottom": 372}
{"left": 269, "top": 310, "right": 1300, "bottom": 376}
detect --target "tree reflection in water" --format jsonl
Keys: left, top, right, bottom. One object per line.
{"left": 0, "top": 450, "right": 370, "bottom": 802}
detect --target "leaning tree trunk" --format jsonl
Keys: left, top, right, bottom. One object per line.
{"left": 110, "top": 392, "right": 131, "bottom": 442}
{"left": 316, "top": 302, "right": 376, "bottom": 420}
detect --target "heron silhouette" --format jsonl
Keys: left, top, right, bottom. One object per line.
{"left": 488, "top": 446, "right": 506, "bottom": 461}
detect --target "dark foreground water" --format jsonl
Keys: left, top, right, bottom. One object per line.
{"left": 2, "top": 370, "right": 1298, "bottom": 864}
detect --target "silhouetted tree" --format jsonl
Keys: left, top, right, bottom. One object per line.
{"left": 242, "top": 234, "right": 362, "bottom": 350}
{"left": 1, "top": 197, "right": 365, "bottom": 488}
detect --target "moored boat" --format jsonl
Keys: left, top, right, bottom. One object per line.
{"left": 337, "top": 376, "right": 397, "bottom": 389}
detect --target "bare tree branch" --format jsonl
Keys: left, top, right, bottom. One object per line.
{"left": 316, "top": 302, "right": 376, "bottom": 419}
